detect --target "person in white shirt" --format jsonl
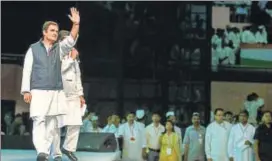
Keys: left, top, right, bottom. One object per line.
{"left": 219, "top": 42, "right": 231, "bottom": 65}
{"left": 224, "top": 111, "right": 234, "bottom": 124}
{"left": 118, "top": 111, "right": 147, "bottom": 161}
{"left": 166, "top": 111, "right": 183, "bottom": 161}
{"left": 51, "top": 30, "right": 85, "bottom": 161}
{"left": 244, "top": 96, "right": 265, "bottom": 126}
{"left": 228, "top": 110, "right": 255, "bottom": 161}
{"left": 145, "top": 111, "right": 165, "bottom": 161}
{"left": 205, "top": 108, "right": 232, "bottom": 161}
{"left": 241, "top": 26, "right": 257, "bottom": 44}
{"left": 20, "top": 8, "right": 80, "bottom": 161}
{"left": 184, "top": 112, "right": 206, "bottom": 161}
{"left": 255, "top": 25, "right": 268, "bottom": 44}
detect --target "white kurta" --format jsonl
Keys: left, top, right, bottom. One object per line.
{"left": 21, "top": 35, "right": 78, "bottom": 118}
{"left": 57, "top": 55, "right": 84, "bottom": 127}
{"left": 241, "top": 31, "right": 256, "bottom": 44}
{"left": 205, "top": 121, "right": 232, "bottom": 161}
{"left": 218, "top": 47, "right": 230, "bottom": 65}
{"left": 228, "top": 123, "right": 255, "bottom": 161}
{"left": 244, "top": 101, "right": 260, "bottom": 126}
{"left": 118, "top": 122, "right": 146, "bottom": 161}
{"left": 255, "top": 31, "right": 268, "bottom": 44}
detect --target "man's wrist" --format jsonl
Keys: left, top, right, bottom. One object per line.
{"left": 73, "top": 22, "right": 80, "bottom": 25}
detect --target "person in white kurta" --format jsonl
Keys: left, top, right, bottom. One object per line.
{"left": 255, "top": 25, "right": 268, "bottom": 44}
{"left": 51, "top": 30, "right": 85, "bottom": 161}
{"left": 228, "top": 110, "right": 255, "bottom": 161}
{"left": 241, "top": 29, "right": 257, "bottom": 44}
{"left": 21, "top": 8, "right": 80, "bottom": 161}
{"left": 205, "top": 108, "right": 232, "bottom": 161}
{"left": 243, "top": 98, "right": 264, "bottom": 126}
{"left": 118, "top": 112, "right": 147, "bottom": 161}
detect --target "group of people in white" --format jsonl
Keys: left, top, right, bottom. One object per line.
{"left": 78, "top": 95, "right": 271, "bottom": 161}
{"left": 211, "top": 24, "right": 268, "bottom": 68}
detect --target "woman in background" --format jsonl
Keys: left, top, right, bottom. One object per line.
{"left": 159, "top": 120, "right": 181, "bottom": 161}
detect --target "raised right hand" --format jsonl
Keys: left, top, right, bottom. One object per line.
{"left": 23, "top": 92, "right": 32, "bottom": 104}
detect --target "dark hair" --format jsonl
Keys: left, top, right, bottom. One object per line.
{"left": 15, "top": 114, "right": 22, "bottom": 118}
{"left": 152, "top": 111, "right": 160, "bottom": 116}
{"left": 163, "top": 120, "right": 175, "bottom": 134}
{"left": 224, "top": 111, "right": 233, "bottom": 116}
{"left": 239, "top": 110, "right": 249, "bottom": 117}
{"left": 127, "top": 111, "right": 135, "bottom": 116}
{"left": 262, "top": 111, "right": 271, "bottom": 117}
{"left": 58, "top": 30, "right": 70, "bottom": 41}
{"left": 214, "top": 108, "right": 224, "bottom": 115}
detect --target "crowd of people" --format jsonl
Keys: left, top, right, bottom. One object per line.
{"left": 211, "top": 0, "right": 272, "bottom": 70}
{"left": 73, "top": 100, "right": 272, "bottom": 161}
{"left": 211, "top": 24, "right": 268, "bottom": 69}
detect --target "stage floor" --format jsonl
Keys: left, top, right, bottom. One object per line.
{"left": 1, "top": 149, "right": 96, "bottom": 161}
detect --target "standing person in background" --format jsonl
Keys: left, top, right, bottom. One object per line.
{"left": 228, "top": 110, "right": 255, "bottom": 161}
{"left": 166, "top": 111, "right": 183, "bottom": 161}
{"left": 51, "top": 30, "right": 85, "bottom": 161}
{"left": 205, "top": 108, "right": 232, "bottom": 161}
{"left": 254, "top": 111, "right": 272, "bottom": 161}
{"left": 224, "top": 111, "right": 233, "bottom": 124}
{"left": 20, "top": 7, "right": 80, "bottom": 161}
{"left": 243, "top": 93, "right": 265, "bottom": 126}
{"left": 183, "top": 112, "right": 205, "bottom": 161}
{"left": 136, "top": 109, "right": 146, "bottom": 128}
{"left": 118, "top": 111, "right": 147, "bottom": 161}
{"left": 159, "top": 120, "right": 181, "bottom": 161}
{"left": 145, "top": 112, "right": 165, "bottom": 161}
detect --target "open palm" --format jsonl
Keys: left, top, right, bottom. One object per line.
{"left": 68, "top": 7, "right": 80, "bottom": 24}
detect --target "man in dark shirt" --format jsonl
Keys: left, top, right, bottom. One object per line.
{"left": 254, "top": 111, "right": 272, "bottom": 161}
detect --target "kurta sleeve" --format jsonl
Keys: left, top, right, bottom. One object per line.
{"left": 228, "top": 126, "right": 235, "bottom": 158}
{"left": 205, "top": 125, "right": 212, "bottom": 159}
{"left": 21, "top": 48, "right": 33, "bottom": 95}
{"left": 59, "top": 34, "right": 79, "bottom": 58}
{"left": 75, "top": 61, "right": 84, "bottom": 96}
